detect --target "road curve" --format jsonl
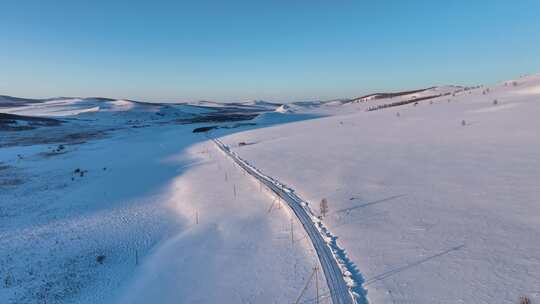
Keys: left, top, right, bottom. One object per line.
{"left": 212, "top": 138, "right": 355, "bottom": 304}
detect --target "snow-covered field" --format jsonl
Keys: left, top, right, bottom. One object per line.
{"left": 0, "top": 99, "right": 325, "bottom": 303}
{"left": 219, "top": 74, "right": 540, "bottom": 303}
{"left": 1, "top": 73, "right": 539, "bottom": 304}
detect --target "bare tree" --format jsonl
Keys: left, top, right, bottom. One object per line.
{"left": 320, "top": 198, "right": 329, "bottom": 219}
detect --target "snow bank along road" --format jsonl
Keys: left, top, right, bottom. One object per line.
{"left": 212, "top": 138, "right": 357, "bottom": 304}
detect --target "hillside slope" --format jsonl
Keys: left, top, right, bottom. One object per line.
{"left": 219, "top": 73, "right": 540, "bottom": 303}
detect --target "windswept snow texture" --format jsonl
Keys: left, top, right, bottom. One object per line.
{"left": 219, "top": 74, "right": 540, "bottom": 303}
{"left": 114, "top": 140, "right": 321, "bottom": 304}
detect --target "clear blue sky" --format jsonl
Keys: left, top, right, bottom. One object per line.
{"left": 1, "top": 0, "right": 539, "bottom": 102}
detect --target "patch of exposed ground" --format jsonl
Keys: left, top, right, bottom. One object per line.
{"left": 0, "top": 163, "right": 25, "bottom": 188}
{"left": 0, "top": 113, "right": 63, "bottom": 131}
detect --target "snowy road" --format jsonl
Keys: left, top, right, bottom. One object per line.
{"left": 212, "top": 138, "right": 356, "bottom": 304}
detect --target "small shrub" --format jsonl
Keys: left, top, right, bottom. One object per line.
{"left": 320, "top": 198, "right": 329, "bottom": 218}
{"left": 461, "top": 120, "right": 466, "bottom": 126}
{"left": 96, "top": 255, "right": 106, "bottom": 264}
{"left": 4, "top": 274, "right": 12, "bottom": 288}
{"left": 519, "top": 296, "right": 531, "bottom": 304}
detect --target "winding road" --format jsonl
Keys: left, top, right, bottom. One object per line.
{"left": 212, "top": 138, "right": 355, "bottom": 304}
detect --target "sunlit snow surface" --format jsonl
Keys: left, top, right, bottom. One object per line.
{"left": 218, "top": 74, "right": 540, "bottom": 303}
{"left": 2, "top": 74, "right": 540, "bottom": 303}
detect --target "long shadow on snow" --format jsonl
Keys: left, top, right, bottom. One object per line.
{"left": 364, "top": 244, "right": 465, "bottom": 286}
{"left": 334, "top": 194, "right": 406, "bottom": 215}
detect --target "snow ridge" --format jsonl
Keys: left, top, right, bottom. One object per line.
{"left": 311, "top": 217, "right": 368, "bottom": 303}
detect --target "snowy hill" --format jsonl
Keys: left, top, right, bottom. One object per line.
{"left": 2, "top": 97, "right": 168, "bottom": 117}
{"left": 218, "top": 73, "right": 540, "bottom": 303}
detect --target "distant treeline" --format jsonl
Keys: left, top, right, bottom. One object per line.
{"left": 365, "top": 94, "right": 445, "bottom": 111}
{"left": 366, "top": 86, "right": 480, "bottom": 112}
